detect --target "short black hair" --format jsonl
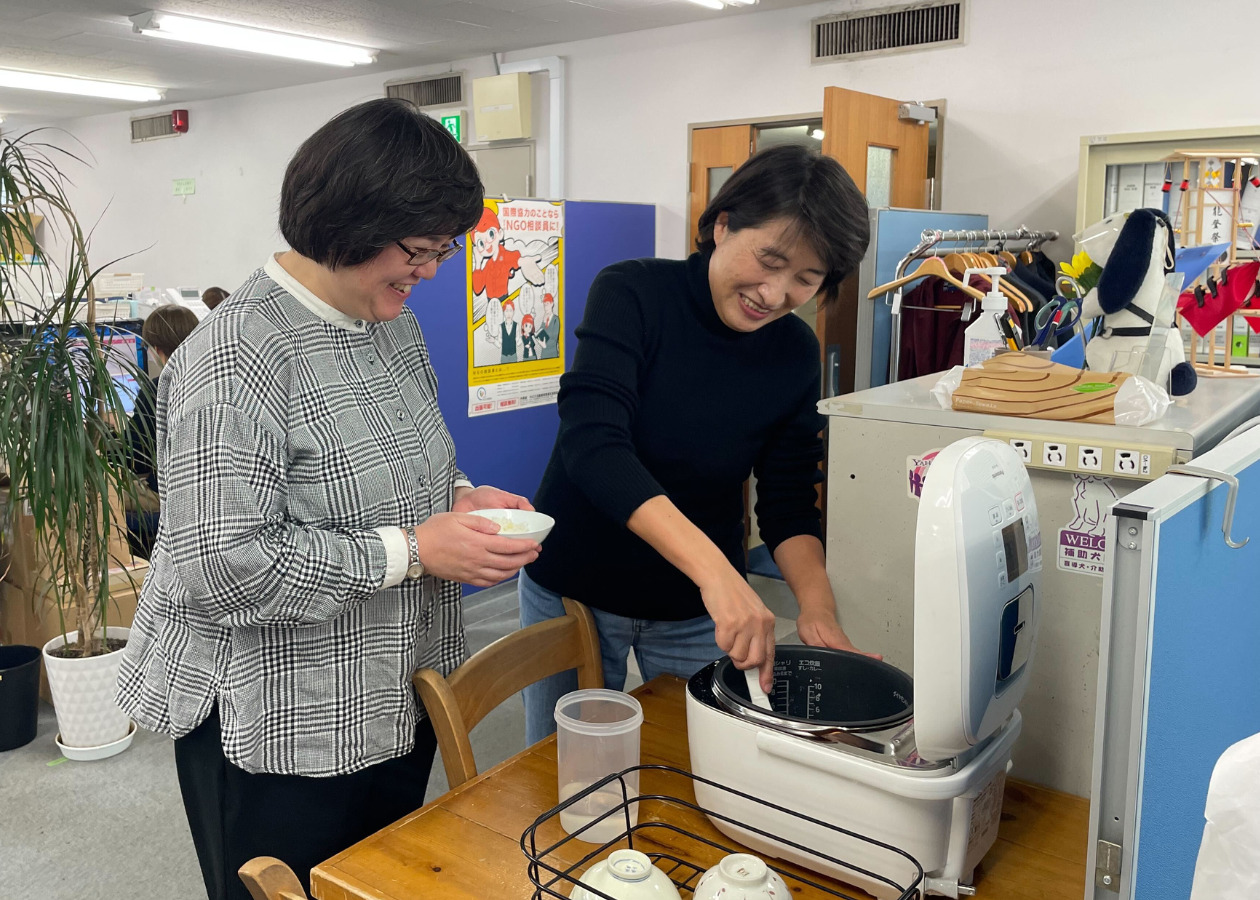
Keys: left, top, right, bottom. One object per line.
{"left": 280, "top": 98, "right": 484, "bottom": 270}
{"left": 201, "top": 286, "right": 229, "bottom": 309}
{"left": 696, "top": 144, "right": 870, "bottom": 304}
{"left": 142, "top": 304, "right": 200, "bottom": 358}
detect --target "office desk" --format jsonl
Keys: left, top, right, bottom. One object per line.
{"left": 312, "top": 676, "right": 1088, "bottom": 900}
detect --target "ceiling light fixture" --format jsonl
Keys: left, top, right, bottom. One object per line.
{"left": 0, "top": 69, "right": 164, "bottom": 102}
{"left": 129, "top": 11, "right": 378, "bottom": 67}
{"left": 683, "top": 0, "right": 731, "bottom": 8}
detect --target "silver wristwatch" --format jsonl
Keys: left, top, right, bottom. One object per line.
{"left": 404, "top": 526, "right": 425, "bottom": 580}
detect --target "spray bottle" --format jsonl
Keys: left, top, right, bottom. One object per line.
{"left": 963, "top": 267, "right": 1013, "bottom": 366}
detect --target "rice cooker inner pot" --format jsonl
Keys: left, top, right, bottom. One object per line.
{"left": 712, "top": 645, "right": 913, "bottom": 733}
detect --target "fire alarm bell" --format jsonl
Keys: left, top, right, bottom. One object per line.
{"left": 171, "top": 109, "right": 189, "bottom": 133}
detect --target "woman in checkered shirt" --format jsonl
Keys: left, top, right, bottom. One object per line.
{"left": 116, "top": 98, "right": 540, "bottom": 900}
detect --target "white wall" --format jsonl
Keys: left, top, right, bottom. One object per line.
{"left": 38, "top": 0, "right": 1260, "bottom": 290}
{"left": 36, "top": 58, "right": 501, "bottom": 293}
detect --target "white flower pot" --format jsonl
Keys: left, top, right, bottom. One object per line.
{"left": 42, "top": 626, "right": 133, "bottom": 758}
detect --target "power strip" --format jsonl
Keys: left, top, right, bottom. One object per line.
{"left": 983, "top": 430, "right": 1179, "bottom": 481}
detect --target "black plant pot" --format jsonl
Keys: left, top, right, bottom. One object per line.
{"left": 0, "top": 645, "right": 41, "bottom": 751}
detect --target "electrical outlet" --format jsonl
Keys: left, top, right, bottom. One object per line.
{"left": 1114, "top": 449, "right": 1139, "bottom": 476}
{"left": 984, "top": 430, "right": 1178, "bottom": 480}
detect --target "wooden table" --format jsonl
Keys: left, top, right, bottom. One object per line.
{"left": 312, "top": 676, "right": 1089, "bottom": 900}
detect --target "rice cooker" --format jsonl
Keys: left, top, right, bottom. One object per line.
{"left": 687, "top": 436, "right": 1042, "bottom": 898}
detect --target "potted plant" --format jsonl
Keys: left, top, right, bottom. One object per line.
{"left": 0, "top": 128, "right": 149, "bottom": 760}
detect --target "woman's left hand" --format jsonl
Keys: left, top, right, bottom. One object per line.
{"left": 797, "top": 608, "right": 883, "bottom": 660}
{"left": 453, "top": 485, "right": 535, "bottom": 514}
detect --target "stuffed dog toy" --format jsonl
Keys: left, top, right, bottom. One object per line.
{"left": 1080, "top": 208, "right": 1197, "bottom": 396}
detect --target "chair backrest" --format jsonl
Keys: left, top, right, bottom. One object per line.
{"left": 238, "top": 856, "right": 308, "bottom": 900}
{"left": 415, "top": 597, "right": 602, "bottom": 789}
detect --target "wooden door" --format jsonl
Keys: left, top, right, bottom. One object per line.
{"left": 820, "top": 86, "right": 931, "bottom": 397}
{"left": 687, "top": 125, "right": 752, "bottom": 252}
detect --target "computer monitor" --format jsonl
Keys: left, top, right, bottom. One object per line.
{"left": 98, "top": 320, "right": 147, "bottom": 417}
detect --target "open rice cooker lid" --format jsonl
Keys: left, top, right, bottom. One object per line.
{"left": 909, "top": 437, "right": 1042, "bottom": 762}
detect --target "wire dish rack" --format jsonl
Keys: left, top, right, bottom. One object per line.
{"left": 520, "top": 764, "right": 923, "bottom": 900}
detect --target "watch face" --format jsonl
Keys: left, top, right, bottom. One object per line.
{"left": 406, "top": 563, "right": 424, "bottom": 579}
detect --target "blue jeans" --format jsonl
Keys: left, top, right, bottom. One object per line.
{"left": 518, "top": 569, "right": 721, "bottom": 745}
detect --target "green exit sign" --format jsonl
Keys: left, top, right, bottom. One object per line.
{"left": 173, "top": 178, "right": 196, "bottom": 196}
{"left": 440, "top": 113, "right": 463, "bottom": 144}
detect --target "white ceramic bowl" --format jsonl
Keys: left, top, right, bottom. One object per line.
{"left": 693, "top": 854, "right": 789, "bottom": 900}
{"left": 468, "top": 508, "right": 554, "bottom": 542}
{"left": 570, "top": 849, "right": 682, "bottom": 900}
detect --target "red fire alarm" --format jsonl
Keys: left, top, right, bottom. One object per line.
{"left": 171, "top": 109, "right": 189, "bottom": 133}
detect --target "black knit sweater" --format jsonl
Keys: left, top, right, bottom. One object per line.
{"left": 525, "top": 252, "right": 824, "bottom": 621}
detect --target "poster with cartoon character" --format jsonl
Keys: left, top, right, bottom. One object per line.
{"left": 467, "top": 199, "right": 564, "bottom": 416}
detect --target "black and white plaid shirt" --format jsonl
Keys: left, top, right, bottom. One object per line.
{"left": 117, "top": 255, "right": 470, "bottom": 777}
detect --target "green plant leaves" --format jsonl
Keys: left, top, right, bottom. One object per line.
{"left": 1, "top": 129, "right": 149, "bottom": 656}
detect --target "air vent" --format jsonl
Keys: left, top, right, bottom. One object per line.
{"left": 130, "top": 112, "right": 177, "bottom": 143}
{"left": 812, "top": 1, "right": 964, "bottom": 63}
{"left": 386, "top": 74, "right": 464, "bottom": 109}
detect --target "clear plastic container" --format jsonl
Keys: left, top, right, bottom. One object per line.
{"left": 555, "top": 689, "right": 643, "bottom": 843}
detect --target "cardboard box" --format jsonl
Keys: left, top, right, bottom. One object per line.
{"left": 2, "top": 487, "right": 135, "bottom": 591}
{"left": 4, "top": 213, "right": 44, "bottom": 261}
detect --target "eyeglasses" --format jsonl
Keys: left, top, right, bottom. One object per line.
{"left": 395, "top": 239, "right": 462, "bottom": 266}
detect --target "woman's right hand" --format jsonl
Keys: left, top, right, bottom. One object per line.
{"left": 700, "top": 565, "right": 777, "bottom": 693}
{"left": 413, "top": 513, "right": 540, "bottom": 587}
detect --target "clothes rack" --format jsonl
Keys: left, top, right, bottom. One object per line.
{"left": 877, "top": 227, "right": 1059, "bottom": 384}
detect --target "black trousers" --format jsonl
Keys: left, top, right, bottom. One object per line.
{"left": 173, "top": 707, "right": 438, "bottom": 900}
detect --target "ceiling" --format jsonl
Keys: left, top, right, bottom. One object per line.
{"left": 0, "top": 0, "right": 819, "bottom": 123}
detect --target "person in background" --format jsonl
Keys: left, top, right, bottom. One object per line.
{"left": 519, "top": 144, "right": 876, "bottom": 743}
{"left": 123, "top": 303, "right": 200, "bottom": 558}
{"left": 201, "top": 286, "right": 229, "bottom": 310}
{"left": 116, "top": 98, "right": 540, "bottom": 900}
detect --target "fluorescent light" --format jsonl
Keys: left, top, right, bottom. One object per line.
{"left": 130, "top": 11, "right": 377, "bottom": 67}
{"left": 683, "top": 0, "right": 727, "bottom": 9}
{"left": 0, "top": 68, "right": 164, "bottom": 102}
{"left": 725, "top": 0, "right": 759, "bottom": 5}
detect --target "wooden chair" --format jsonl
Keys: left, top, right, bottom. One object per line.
{"left": 415, "top": 597, "right": 602, "bottom": 790}
{"left": 238, "top": 857, "right": 308, "bottom": 900}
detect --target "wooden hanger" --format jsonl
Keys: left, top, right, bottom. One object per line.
{"left": 866, "top": 255, "right": 987, "bottom": 301}
{"left": 943, "top": 251, "right": 971, "bottom": 276}
{"left": 999, "top": 250, "right": 1019, "bottom": 267}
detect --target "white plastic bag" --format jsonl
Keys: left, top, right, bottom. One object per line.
{"left": 930, "top": 366, "right": 966, "bottom": 410}
{"left": 1190, "top": 732, "right": 1260, "bottom": 899}
{"left": 1113, "top": 375, "right": 1171, "bottom": 426}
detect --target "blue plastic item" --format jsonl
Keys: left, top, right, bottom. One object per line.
{"left": 1050, "top": 331, "right": 1087, "bottom": 368}
{"left": 1175, "top": 243, "right": 1231, "bottom": 287}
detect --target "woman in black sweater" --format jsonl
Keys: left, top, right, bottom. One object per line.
{"left": 521, "top": 145, "right": 874, "bottom": 741}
